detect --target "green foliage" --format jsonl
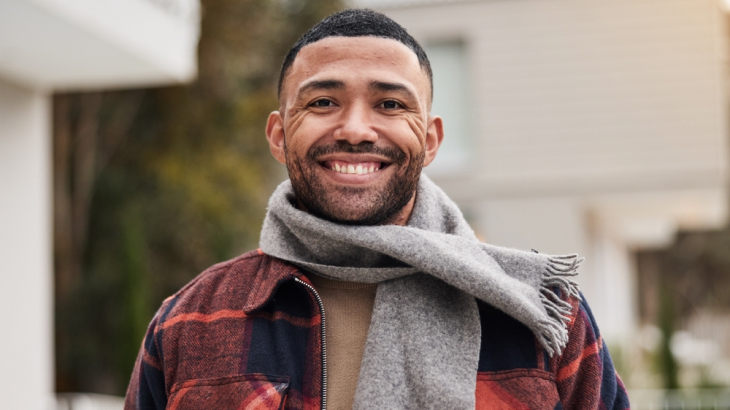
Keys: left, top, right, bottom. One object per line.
{"left": 656, "top": 282, "right": 680, "bottom": 389}
{"left": 54, "top": 0, "right": 343, "bottom": 395}
{"left": 637, "top": 226, "right": 730, "bottom": 390}
{"left": 607, "top": 343, "right": 627, "bottom": 384}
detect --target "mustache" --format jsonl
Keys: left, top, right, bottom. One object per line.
{"left": 307, "top": 142, "right": 406, "bottom": 164}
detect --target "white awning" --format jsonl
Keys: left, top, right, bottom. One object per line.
{"left": 0, "top": 0, "right": 200, "bottom": 91}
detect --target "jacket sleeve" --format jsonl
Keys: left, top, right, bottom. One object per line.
{"left": 554, "top": 293, "right": 631, "bottom": 410}
{"left": 124, "top": 308, "right": 168, "bottom": 410}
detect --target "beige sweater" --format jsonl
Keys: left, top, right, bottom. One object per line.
{"left": 308, "top": 274, "right": 377, "bottom": 410}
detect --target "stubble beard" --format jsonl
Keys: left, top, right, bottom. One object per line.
{"left": 286, "top": 141, "right": 424, "bottom": 226}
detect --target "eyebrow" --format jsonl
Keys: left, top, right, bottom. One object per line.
{"left": 294, "top": 79, "right": 419, "bottom": 103}
{"left": 296, "top": 79, "right": 345, "bottom": 100}
{"left": 369, "top": 80, "right": 418, "bottom": 101}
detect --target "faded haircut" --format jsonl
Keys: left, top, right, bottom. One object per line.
{"left": 277, "top": 8, "right": 433, "bottom": 100}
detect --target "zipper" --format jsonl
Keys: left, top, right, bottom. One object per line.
{"left": 295, "top": 277, "right": 328, "bottom": 410}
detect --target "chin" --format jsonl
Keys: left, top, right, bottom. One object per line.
{"left": 306, "top": 192, "right": 409, "bottom": 226}
{"left": 310, "top": 201, "right": 386, "bottom": 226}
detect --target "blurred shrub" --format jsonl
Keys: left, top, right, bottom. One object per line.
{"left": 637, "top": 227, "right": 730, "bottom": 389}
{"left": 53, "top": 0, "right": 343, "bottom": 395}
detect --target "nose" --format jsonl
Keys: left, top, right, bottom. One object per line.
{"left": 333, "top": 102, "right": 378, "bottom": 145}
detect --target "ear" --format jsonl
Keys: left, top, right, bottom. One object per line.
{"left": 266, "top": 111, "right": 286, "bottom": 164}
{"left": 423, "top": 115, "right": 444, "bottom": 167}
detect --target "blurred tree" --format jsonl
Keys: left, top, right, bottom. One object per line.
{"left": 636, "top": 227, "right": 730, "bottom": 389}
{"left": 54, "top": 0, "right": 343, "bottom": 395}
{"left": 657, "top": 280, "right": 679, "bottom": 389}
{"left": 638, "top": 228, "right": 730, "bottom": 324}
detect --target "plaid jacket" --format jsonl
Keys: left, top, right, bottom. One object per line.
{"left": 125, "top": 249, "right": 631, "bottom": 410}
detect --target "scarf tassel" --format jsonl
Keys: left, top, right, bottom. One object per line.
{"left": 536, "top": 254, "right": 584, "bottom": 356}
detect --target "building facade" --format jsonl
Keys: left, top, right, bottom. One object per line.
{"left": 356, "top": 0, "right": 729, "bottom": 354}
{"left": 0, "top": 0, "right": 199, "bottom": 407}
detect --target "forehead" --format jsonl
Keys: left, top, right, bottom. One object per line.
{"left": 282, "top": 36, "right": 429, "bottom": 102}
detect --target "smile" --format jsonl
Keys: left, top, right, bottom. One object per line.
{"left": 322, "top": 160, "right": 385, "bottom": 175}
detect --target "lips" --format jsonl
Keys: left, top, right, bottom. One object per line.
{"left": 308, "top": 142, "right": 403, "bottom": 180}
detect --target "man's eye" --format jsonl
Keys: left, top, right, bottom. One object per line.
{"left": 381, "top": 100, "right": 401, "bottom": 109}
{"left": 312, "top": 99, "right": 333, "bottom": 107}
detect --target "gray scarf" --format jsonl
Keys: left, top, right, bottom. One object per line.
{"left": 259, "top": 175, "right": 581, "bottom": 410}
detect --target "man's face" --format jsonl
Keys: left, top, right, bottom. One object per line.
{"left": 266, "top": 36, "right": 443, "bottom": 225}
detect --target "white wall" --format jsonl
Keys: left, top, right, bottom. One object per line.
{"left": 0, "top": 78, "right": 53, "bottom": 409}
{"left": 379, "top": 0, "right": 727, "bottom": 200}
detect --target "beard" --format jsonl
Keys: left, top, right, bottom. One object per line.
{"left": 286, "top": 141, "right": 424, "bottom": 226}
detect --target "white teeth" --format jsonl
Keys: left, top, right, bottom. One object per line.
{"left": 330, "top": 163, "right": 381, "bottom": 174}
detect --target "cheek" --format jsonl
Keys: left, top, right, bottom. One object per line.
{"left": 285, "top": 117, "right": 321, "bottom": 157}
{"left": 397, "top": 116, "right": 428, "bottom": 152}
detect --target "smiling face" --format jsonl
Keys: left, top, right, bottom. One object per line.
{"left": 266, "top": 36, "right": 443, "bottom": 225}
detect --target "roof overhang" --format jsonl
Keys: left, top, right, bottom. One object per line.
{"left": 0, "top": 0, "right": 200, "bottom": 91}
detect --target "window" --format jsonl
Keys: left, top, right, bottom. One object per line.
{"left": 423, "top": 41, "right": 472, "bottom": 175}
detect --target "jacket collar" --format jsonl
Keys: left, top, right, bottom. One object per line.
{"left": 242, "top": 249, "right": 306, "bottom": 314}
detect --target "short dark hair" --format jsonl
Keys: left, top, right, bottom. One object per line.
{"left": 278, "top": 9, "right": 433, "bottom": 100}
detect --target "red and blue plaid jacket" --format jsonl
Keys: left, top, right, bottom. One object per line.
{"left": 125, "top": 249, "right": 630, "bottom": 410}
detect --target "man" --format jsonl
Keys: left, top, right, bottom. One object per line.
{"left": 125, "top": 9, "right": 630, "bottom": 410}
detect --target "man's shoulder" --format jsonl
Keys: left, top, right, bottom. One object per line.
{"left": 157, "top": 250, "right": 301, "bottom": 324}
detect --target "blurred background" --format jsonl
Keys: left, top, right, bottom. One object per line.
{"left": 2, "top": 0, "right": 730, "bottom": 408}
